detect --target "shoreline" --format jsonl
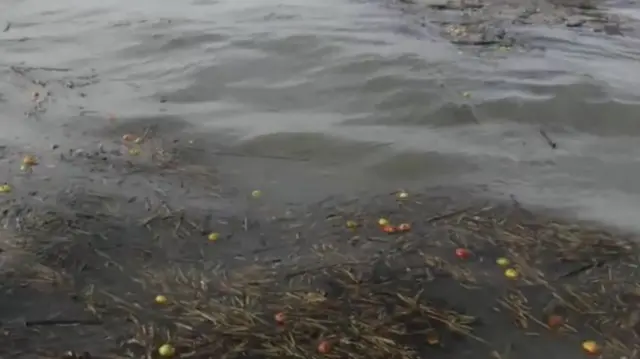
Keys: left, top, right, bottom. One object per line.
{"left": 392, "top": 0, "right": 632, "bottom": 46}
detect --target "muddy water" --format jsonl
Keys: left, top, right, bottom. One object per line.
{"left": 3, "top": 0, "right": 640, "bottom": 229}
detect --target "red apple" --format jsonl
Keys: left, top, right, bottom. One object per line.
{"left": 317, "top": 340, "right": 331, "bottom": 354}
{"left": 274, "top": 312, "right": 286, "bottom": 325}
{"left": 382, "top": 225, "right": 397, "bottom": 234}
{"left": 455, "top": 248, "right": 471, "bottom": 259}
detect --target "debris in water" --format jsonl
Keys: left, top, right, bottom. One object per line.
{"left": 539, "top": 129, "right": 557, "bottom": 149}
{"left": 346, "top": 220, "right": 359, "bottom": 229}
{"left": 396, "top": 191, "right": 409, "bottom": 199}
{"left": 22, "top": 155, "right": 38, "bottom": 166}
{"left": 251, "top": 190, "right": 262, "bottom": 198}
{"left": 128, "top": 148, "right": 141, "bottom": 156}
{"left": 398, "top": 223, "right": 411, "bottom": 232}
{"left": 0, "top": 184, "right": 12, "bottom": 193}
{"left": 122, "top": 134, "right": 136, "bottom": 142}
{"left": 426, "top": 329, "right": 440, "bottom": 345}
{"left": 25, "top": 193, "right": 639, "bottom": 359}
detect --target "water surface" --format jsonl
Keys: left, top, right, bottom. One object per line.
{"left": 2, "top": 0, "right": 640, "bottom": 229}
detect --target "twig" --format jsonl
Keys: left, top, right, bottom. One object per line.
{"left": 539, "top": 129, "right": 557, "bottom": 149}
{"left": 212, "top": 150, "right": 310, "bottom": 163}
{"left": 284, "top": 262, "right": 366, "bottom": 280}
{"left": 426, "top": 206, "right": 472, "bottom": 223}
{"left": 12, "top": 65, "right": 70, "bottom": 72}
{"left": 491, "top": 341, "right": 513, "bottom": 359}
{"left": 510, "top": 194, "right": 521, "bottom": 208}
{"left": 23, "top": 319, "right": 103, "bottom": 327}
{"left": 140, "top": 125, "right": 155, "bottom": 142}
{"left": 3, "top": 23, "right": 10, "bottom": 32}
{"left": 556, "top": 259, "right": 606, "bottom": 279}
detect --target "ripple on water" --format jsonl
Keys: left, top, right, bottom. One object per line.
{"left": 2, "top": 0, "right": 640, "bottom": 229}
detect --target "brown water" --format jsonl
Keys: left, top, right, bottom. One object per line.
{"left": 3, "top": 0, "right": 640, "bottom": 229}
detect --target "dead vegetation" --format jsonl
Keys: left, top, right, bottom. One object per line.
{"left": 1, "top": 191, "right": 639, "bottom": 358}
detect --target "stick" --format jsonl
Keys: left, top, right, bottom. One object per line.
{"left": 539, "top": 129, "right": 557, "bottom": 149}
{"left": 556, "top": 259, "right": 606, "bottom": 279}
{"left": 426, "top": 206, "right": 472, "bottom": 223}
{"left": 18, "top": 319, "right": 102, "bottom": 327}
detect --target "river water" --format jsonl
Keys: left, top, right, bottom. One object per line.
{"left": 3, "top": 0, "right": 640, "bottom": 230}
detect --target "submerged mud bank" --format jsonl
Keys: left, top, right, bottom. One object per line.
{"left": 0, "top": 139, "right": 639, "bottom": 359}
{"left": 391, "top": 0, "right": 633, "bottom": 46}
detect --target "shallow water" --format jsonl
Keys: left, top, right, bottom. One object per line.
{"left": 3, "top": 0, "right": 640, "bottom": 229}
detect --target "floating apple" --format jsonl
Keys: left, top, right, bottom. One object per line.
{"left": 317, "top": 340, "right": 331, "bottom": 354}
{"left": 547, "top": 314, "right": 564, "bottom": 328}
{"left": 504, "top": 268, "right": 519, "bottom": 279}
{"left": 155, "top": 295, "right": 168, "bottom": 304}
{"left": 382, "top": 225, "right": 397, "bottom": 234}
{"left": 496, "top": 257, "right": 510, "bottom": 267}
{"left": 582, "top": 340, "right": 599, "bottom": 355}
{"left": 274, "top": 312, "right": 286, "bottom": 325}
{"left": 455, "top": 248, "right": 471, "bottom": 259}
